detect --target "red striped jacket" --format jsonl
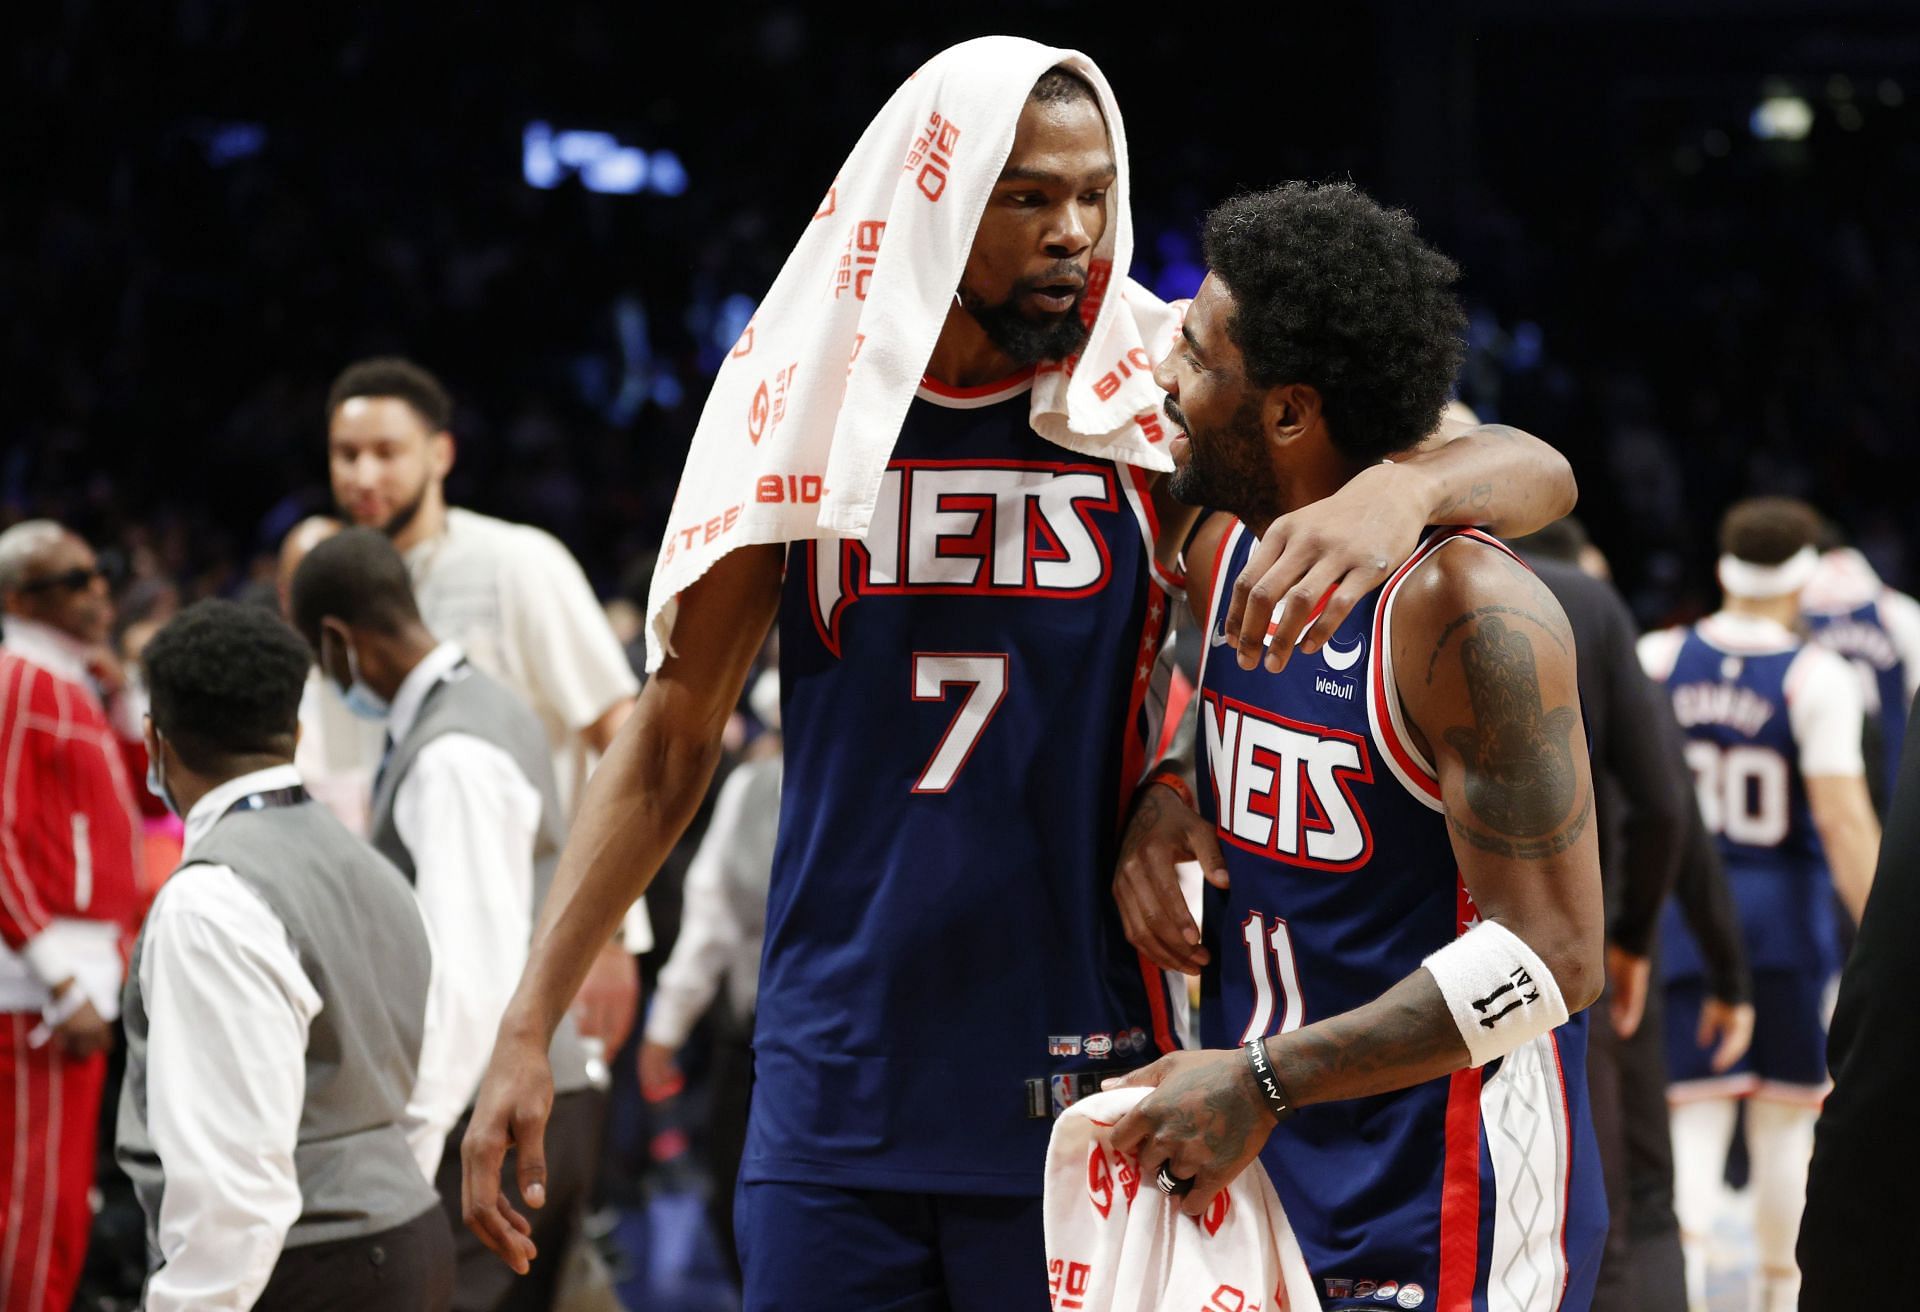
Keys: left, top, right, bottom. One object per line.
{"left": 0, "top": 644, "right": 141, "bottom": 969}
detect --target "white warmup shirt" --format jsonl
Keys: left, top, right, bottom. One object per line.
{"left": 386, "top": 642, "right": 539, "bottom": 1115}
{"left": 642, "top": 757, "right": 778, "bottom": 1049}
{"left": 404, "top": 507, "right": 651, "bottom": 948}
{"left": 137, "top": 766, "right": 465, "bottom": 1312}
{"left": 1639, "top": 612, "right": 1868, "bottom": 778}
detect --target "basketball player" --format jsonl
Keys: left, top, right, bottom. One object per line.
{"left": 1107, "top": 182, "right": 1607, "bottom": 1311}
{"left": 1638, "top": 497, "right": 1879, "bottom": 1312}
{"left": 464, "top": 55, "right": 1576, "bottom": 1309}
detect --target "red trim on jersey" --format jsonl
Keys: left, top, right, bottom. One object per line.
{"left": 1368, "top": 542, "right": 1446, "bottom": 801}
{"left": 1438, "top": 1067, "right": 1484, "bottom": 1311}
{"left": 1137, "top": 950, "right": 1177, "bottom": 1057}
{"left": 1120, "top": 462, "right": 1183, "bottom": 596}
{"left": 917, "top": 367, "right": 1037, "bottom": 399}
{"left": 1367, "top": 528, "right": 1531, "bottom": 804}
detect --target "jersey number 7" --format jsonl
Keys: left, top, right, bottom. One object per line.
{"left": 911, "top": 653, "right": 1009, "bottom": 793}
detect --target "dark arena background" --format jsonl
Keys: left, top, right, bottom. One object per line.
{"left": 5, "top": 3, "right": 1918, "bottom": 1310}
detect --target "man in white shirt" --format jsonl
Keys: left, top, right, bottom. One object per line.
{"left": 118, "top": 599, "right": 467, "bottom": 1311}
{"left": 325, "top": 356, "right": 644, "bottom": 1047}
{"left": 291, "top": 528, "right": 605, "bottom": 1311}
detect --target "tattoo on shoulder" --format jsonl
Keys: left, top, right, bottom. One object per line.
{"left": 1426, "top": 604, "right": 1569, "bottom": 685}
{"left": 1440, "top": 615, "right": 1580, "bottom": 840}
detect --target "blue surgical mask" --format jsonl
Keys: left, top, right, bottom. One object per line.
{"left": 146, "top": 731, "right": 181, "bottom": 818}
{"left": 339, "top": 633, "right": 390, "bottom": 722}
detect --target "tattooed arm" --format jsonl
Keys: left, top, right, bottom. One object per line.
{"left": 1107, "top": 542, "right": 1602, "bottom": 1216}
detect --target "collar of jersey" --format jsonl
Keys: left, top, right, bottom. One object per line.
{"left": 916, "top": 367, "right": 1037, "bottom": 409}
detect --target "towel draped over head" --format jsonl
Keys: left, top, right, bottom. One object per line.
{"left": 645, "top": 35, "right": 1185, "bottom": 670}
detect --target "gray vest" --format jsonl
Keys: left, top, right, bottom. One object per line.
{"left": 368, "top": 661, "right": 594, "bottom": 1093}
{"left": 118, "top": 794, "right": 437, "bottom": 1265}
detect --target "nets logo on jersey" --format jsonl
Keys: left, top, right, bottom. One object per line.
{"left": 1202, "top": 691, "right": 1375, "bottom": 872}
{"left": 807, "top": 459, "right": 1119, "bottom": 655}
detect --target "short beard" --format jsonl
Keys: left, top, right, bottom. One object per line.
{"left": 958, "top": 283, "right": 1093, "bottom": 365}
{"left": 1166, "top": 393, "right": 1283, "bottom": 525}
{"left": 338, "top": 480, "right": 430, "bottom": 540}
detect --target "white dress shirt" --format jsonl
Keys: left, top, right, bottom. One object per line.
{"left": 387, "top": 643, "right": 539, "bottom": 1120}
{"left": 139, "top": 765, "right": 460, "bottom": 1312}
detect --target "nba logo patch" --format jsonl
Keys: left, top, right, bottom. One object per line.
{"left": 1048, "top": 1035, "right": 1082, "bottom": 1057}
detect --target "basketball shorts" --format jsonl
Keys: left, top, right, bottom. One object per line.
{"left": 1665, "top": 969, "right": 1831, "bottom": 1099}
{"left": 736, "top": 1179, "right": 1046, "bottom": 1311}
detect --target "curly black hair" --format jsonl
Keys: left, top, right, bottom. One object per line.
{"left": 143, "top": 599, "right": 312, "bottom": 773}
{"left": 1202, "top": 182, "right": 1466, "bottom": 463}
{"left": 326, "top": 355, "right": 453, "bottom": 431}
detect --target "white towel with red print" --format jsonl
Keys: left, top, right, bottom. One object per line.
{"left": 644, "top": 35, "right": 1183, "bottom": 670}
{"left": 1044, "top": 1087, "right": 1322, "bottom": 1312}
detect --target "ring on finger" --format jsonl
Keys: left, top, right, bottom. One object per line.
{"left": 1155, "top": 1163, "right": 1195, "bottom": 1196}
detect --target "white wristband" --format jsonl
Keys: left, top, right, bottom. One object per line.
{"left": 1422, "top": 920, "right": 1569, "bottom": 1069}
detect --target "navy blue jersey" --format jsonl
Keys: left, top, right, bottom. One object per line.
{"left": 751, "top": 373, "right": 1176, "bottom": 1194}
{"left": 1806, "top": 599, "right": 1910, "bottom": 798}
{"left": 1648, "top": 618, "right": 1841, "bottom": 980}
{"left": 1195, "top": 523, "right": 1605, "bottom": 1312}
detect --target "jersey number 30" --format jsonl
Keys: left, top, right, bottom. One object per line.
{"left": 911, "top": 653, "right": 1009, "bottom": 793}
{"left": 1685, "top": 740, "right": 1790, "bottom": 845}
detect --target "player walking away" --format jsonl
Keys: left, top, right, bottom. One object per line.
{"left": 1106, "top": 182, "right": 1607, "bottom": 1312}
{"left": 462, "top": 42, "right": 1576, "bottom": 1310}
{"left": 1801, "top": 523, "right": 1920, "bottom": 809}
{"left": 1638, "top": 496, "right": 1880, "bottom": 1312}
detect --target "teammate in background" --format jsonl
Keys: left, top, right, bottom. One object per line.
{"left": 1801, "top": 522, "right": 1920, "bottom": 808}
{"left": 1107, "top": 182, "right": 1606, "bottom": 1310}
{"left": 326, "top": 358, "right": 644, "bottom": 1054}
{"left": 1638, "top": 496, "right": 1880, "bottom": 1312}
{"left": 463, "top": 48, "right": 1576, "bottom": 1309}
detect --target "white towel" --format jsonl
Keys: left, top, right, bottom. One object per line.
{"left": 645, "top": 35, "right": 1183, "bottom": 670}
{"left": 1044, "top": 1087, "right": 1322, "bottom": 1312}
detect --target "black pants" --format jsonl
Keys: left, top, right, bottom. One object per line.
{"left": 254, "top": 1204, "right": 454, "bottom": 1312}
{"left": 1586, "top": 974, "right": 1687, "bottom": 1312}
{"left": 434, "top": 1086, "right": 605, "bottom": 1312}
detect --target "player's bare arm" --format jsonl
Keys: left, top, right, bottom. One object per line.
{"left": 461, "top": 541, "right": 782, "bottom": 1271}
{"left": 1218, "top": 421, "right": 1577, "bottom": 672}
{"left": 1805, "top": 773, "right": 1880, "bottom": 921}
{"left": 1108, "top": 544, "right": 1602, "bottom": 1216}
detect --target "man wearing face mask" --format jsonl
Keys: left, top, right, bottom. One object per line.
{"left": 119, "top": 599, "right": 465, "bottom": 1311}
{"left": 0, "top": 519, "right": 143, "bottom": 1312}
{"left": 326, "top": 357, "right": 645, "bottom": 1068}
{"left": 289, "top": 528, "right": 606, "bottom": 1312}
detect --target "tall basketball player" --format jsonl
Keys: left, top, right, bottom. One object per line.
{"left": 1109, "top": 183, "right": 1609, "bottom": 1311}
{"left": 464, "top": 48, "right": 1577, "bottom": 1310}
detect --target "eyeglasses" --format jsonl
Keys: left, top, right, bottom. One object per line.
{"left": 17, "top": 566, "right": 105, "bottom": 595}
